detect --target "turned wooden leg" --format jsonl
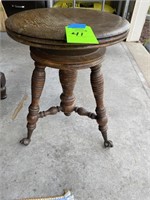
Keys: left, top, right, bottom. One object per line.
{"left": 90, "top": 65, "right": 113, "bottom": 147}
{"left": 0, "top": 72, "right": 7, "bottom": 100}
{"left": 20, "top": 62, "right": 46, "bottom": 145}
{"left": 59, "top": 69, "right": 77, "bottom": 116}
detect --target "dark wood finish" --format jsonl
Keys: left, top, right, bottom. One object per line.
{"left": 59, "top": 69, "right": 77, "bottom": 116}
{"left": 20, "top": 61, "right": 46, "bottom": 145}
{"left": 30, "top": 47, "right": 106, "bottom": 69}
{"left": 5, "top": 8, "right": 129, "bottom": 49}
{"left": 20, "top": 46, "right": 113, "bottom": 147}
{"left": 5, "top": 8, "right": 130, "bottom": 147}
{"left": 0, "top": 72, "right": 7, "bottom": 100}
{"left": 90, "top": 65, "right": 113, "bottom": 147}
{"left": 5, "top": 8, "right": 129, "bottom": 40}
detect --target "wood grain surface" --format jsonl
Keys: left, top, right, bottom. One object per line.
{"left": 5, "top": 8, "right": 130, "bottom": 41}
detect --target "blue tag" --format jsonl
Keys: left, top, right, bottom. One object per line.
{"left": 67, "top": 23, "right": 86, "bottom": 28}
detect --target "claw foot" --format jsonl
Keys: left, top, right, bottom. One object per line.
{"left": 104, "top": 140, "right": 113, "bottom": 148}
{"left": 20, "top": 138, "right": 31, "bottom": 146}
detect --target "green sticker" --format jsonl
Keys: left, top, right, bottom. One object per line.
{"left": 65, "top": 26, "right": 99, "bottom": 44}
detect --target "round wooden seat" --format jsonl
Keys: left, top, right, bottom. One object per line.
{"left": 5, "top": 8, "right": 129, "bottom": 49}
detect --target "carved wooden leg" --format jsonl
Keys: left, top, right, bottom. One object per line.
{"left": 20, "top": 62, "right": 46, "bottom": 145}
{"left": 0, "top": 72, "right": 7, "bottom": 100}
{"left": 90, "top": 65, "right": 113, "bottom": 147}
{"left": 59, "top": 69, "right": 77, "bottom": 116}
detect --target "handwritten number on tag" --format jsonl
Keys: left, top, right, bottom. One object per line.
{"left": 72, "top": 32, "right": 83, "bottom": 36}
{"left": 71, "top": 30, "right": 87, "bottom": 36}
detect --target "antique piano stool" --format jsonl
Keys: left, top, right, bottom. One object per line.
{"left": 5, "top": 8, "right": 129, "bottom": 147}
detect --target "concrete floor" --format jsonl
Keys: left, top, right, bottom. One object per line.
{"left": 0, "top": 32, "right": 150, "bottom": 200}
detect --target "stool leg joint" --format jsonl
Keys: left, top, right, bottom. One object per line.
{"left": 38, "top": 106, "right": 62, "bottom": 118}
{"left": 74, "top": 106, "right": 96, "bottom": 119}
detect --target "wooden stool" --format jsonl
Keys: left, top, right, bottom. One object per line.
{"left": 5, "top": 8, "right": 129, "bottom": 147}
